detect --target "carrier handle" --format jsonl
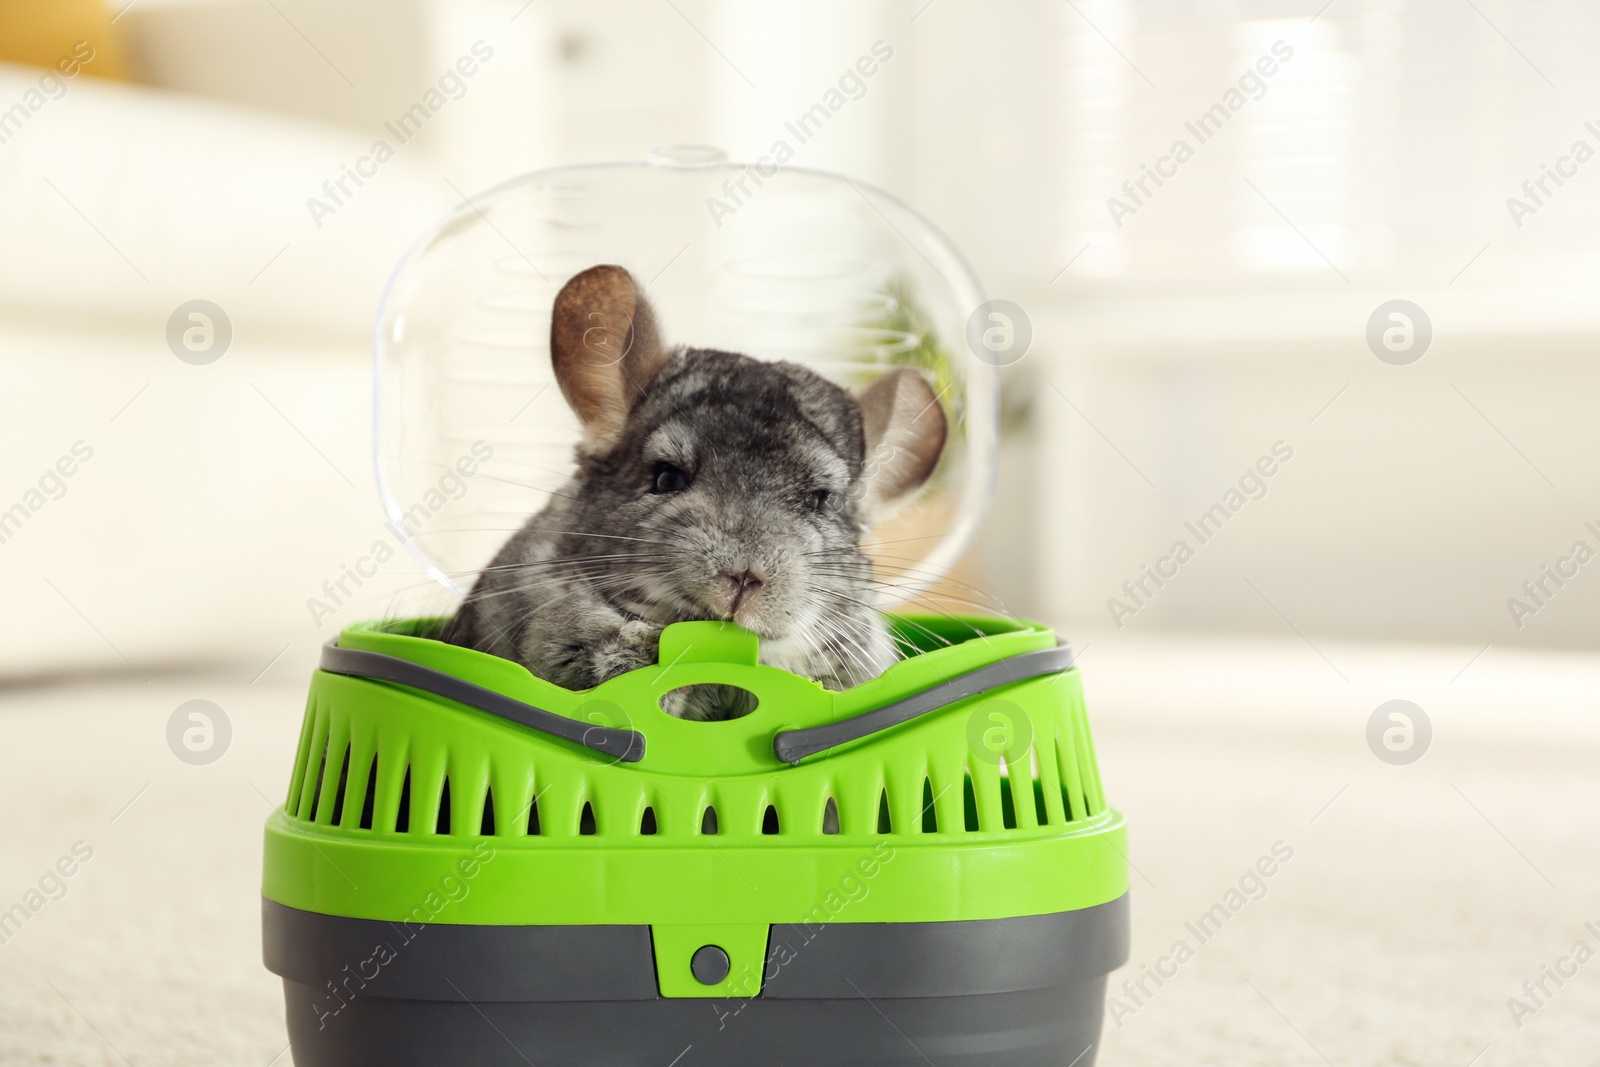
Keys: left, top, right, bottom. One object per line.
{"left": 771, "top": 643, "right": 1075, "bottom": 765}
{"left": 319, "top": 644, "right": 646, "bottom": 763}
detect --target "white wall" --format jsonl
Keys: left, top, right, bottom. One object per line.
{"left": 1028, "top": 296, "right": 1600, "bottom": 651}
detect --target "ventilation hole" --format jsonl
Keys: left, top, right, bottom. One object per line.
{"left": 640, "top": 806, "right": 657, "bottom": 835}
{"left": 480, "top": 788, "right": 496, "bottom": 836}
{"left": 358, "top": 755, "right": 378, "bottom": 830}
{"left": 1000, "top": 776, "right": 1019, "bottom": 830}
{"left": 526, "top": 793, "right": 541, "bottom": 836}
{"left": 963, "top": 775, "right": 979, "bottom": 832}
{"left": 395, "top": 767, "right": 412, "bottom": 833}
{"left": 822, "top": 797, "right": 840, "bottom": 835}
{"left": 328, "top": 746, "right": 352, "bottom": 825}
{"left": 1060, "top": 742, "right": 1089, "bottom": 818}
{"left": 307, "top": 743, "right": 329, "bottom": 821}
{"left": 436, "top": 778, "right": 452, "bottom": 835}
{"left": 921, "top": 778, "right": 938, "bottom": 833}
{"left": 659, "top": 684, "right": 760, "bottom": 720}
{"left": 701, "top": 806, "right": 719, "bottom": 835}
{"left": 579, "top": 801, "right": 597, "bottom": 835}
{"left": 876, "top": 790, "right": 892, "bottom": 834}
{"left": 762, "top": 804, "right": 780, "bottom": 836}
{"left": 1033, "top": 779, "right": 1049, "bottom": 825}
{"left": 1080, "top": 737, "right": 1102, "bottom": 816}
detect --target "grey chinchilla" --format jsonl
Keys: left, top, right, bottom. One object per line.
{"left": 443, "top": 264, "right": 947, "bottom": 719}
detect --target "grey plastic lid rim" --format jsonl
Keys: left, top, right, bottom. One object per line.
{"left": 262, "top": 893, "right": 1129, "bottom": 1003}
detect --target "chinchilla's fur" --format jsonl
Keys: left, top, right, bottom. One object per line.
{"left": 443, "top": 264, "right": 946, "bottom": 719}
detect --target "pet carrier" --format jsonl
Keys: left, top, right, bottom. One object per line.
{"left": 262, "top": 149, "right": 1129, "bottom": 1066}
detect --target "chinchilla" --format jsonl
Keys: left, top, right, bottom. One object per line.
{"left": 442, "top": 264, "right": 947, "bottom": 720}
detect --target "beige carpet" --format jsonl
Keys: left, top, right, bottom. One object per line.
{"left": 0, "top": 634, "right": 1596, "bottom": 1066}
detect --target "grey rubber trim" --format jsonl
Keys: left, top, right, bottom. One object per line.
{"left": 262, "top": 898, "right": 658, "bottom": 1002}
{"left": 262, "top": 892, "right": 1127, "bottom": 1003}
{"left": 320, "top": 639, "right": 1073, "bottom": 767}
{"left": 270, "top": 897, "right": 1123, "bottom": 1064}
{"left": 281, "top": 977, "right": 1110, "bottom": 1067}
{"left": 763, "top": 892, "right": 1128, "bottom": 998}
{"left": 772, "top": 643, "right": 1075, "bottom": 764}
{"left": 319, "top": 644, "right": 645, "bottom": 763}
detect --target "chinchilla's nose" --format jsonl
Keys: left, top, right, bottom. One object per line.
{"left": 716, "top": 564, "right": 767, "bottom": 616}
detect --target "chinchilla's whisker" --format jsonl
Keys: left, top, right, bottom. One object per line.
{"left": 885, "top": 584, "right": 1019, "bottom": 616}
{"left": 460, "top": 470, "right": 584, "bottom": 504}
{"left": 456, "top": 565, "right": 644, "bottom": 583}
{"left": 820, "top": 585, "right": 999, "bottom": 642}
{"left": 905, "top": 605, "right": 1006, "bottom": 640}
{"left": 852, "top": 560, "right": 1008, "bottom": 597}
{"left": 457, "top": 563, "right": 617, "bottom": 598}
{"left": 807, "top": 613, "right": 877, "bottom": 683}
{"left": 829, "top": 624, "right": 887, "bottom": 684}
{"left": 816, "top": 590, "right": 956, "bottom": 651}
{"left": 788, "top": 626, "right": 834, "bottom": 685}
{"left": 461, "top": 582, "right": 615, "bottom": 608}
{"left": 862, "top": 567, "right": 1003, "bottom": 598}
{"left": 457, "top": 568, "right": 648, "bottom": 607}
{"left": 883, "top": 590, "right": 1016, "bottom": 621}
{"left": 805, "top": 618, "right": 877, "bottom": 690}
{"left": 543, "top": 531, "right": 674, "bottom": 545}
{"left": 459, "top": 553, "right": 663, "bottom": 573}
{"left": 469, "top": 573, "right": 657, "bottom": 620}
{"left": 809, "top": 602, "right": 891, "bottom": 669}
{"left": 884, "top": 591, "right": 1015, "bottom": 626}
{"left": 431, "top": 528, "right": 673, "bottom": 547}
{"left": 853, "top": 534, "right": 953, "bottom": 549}
{"left": 851, "top": 557, "right": 1017, "bottom": 602}
{"left": 453, "top": 571, "right": 632, "bottom": 595}
{"left": 811, "top": 568, "right": 1016, "bottom": 617}
{"left": 802, "top": 539, "right": 930, "bottom": 558}
{"left": 866, "top": 613, "right": 958, "bottom": 654}
{"left": 457, "top": 554, "right": 661, "bottom": 577}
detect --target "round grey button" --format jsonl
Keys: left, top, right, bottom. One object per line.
{"left": 691, "top": 944, "right": 730, "bottom": 985}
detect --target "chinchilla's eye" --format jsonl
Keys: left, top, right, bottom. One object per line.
{"left": 805, "top": 489, "right": 831, "bottom": 513}
{"left": 651, "top": 463, "right": 690, "bottom": 494}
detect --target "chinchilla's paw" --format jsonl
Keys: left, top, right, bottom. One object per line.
{"left": 589, "top": 618, "right": 664, "bottom": 683}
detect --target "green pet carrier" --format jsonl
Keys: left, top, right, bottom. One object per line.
{"left": 262, "top": 615, "right": 1128, "bottom": 1065}
{"left": 261, "top": 150, "right": 1129, "bottom": 1065}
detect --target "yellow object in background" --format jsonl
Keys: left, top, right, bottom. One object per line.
{"left": 0, "top": 0, "right": 126, "bottom": 78}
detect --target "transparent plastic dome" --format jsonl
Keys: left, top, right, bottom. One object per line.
{"left": 374, "top": 147, "right": 998, "bottom": 603}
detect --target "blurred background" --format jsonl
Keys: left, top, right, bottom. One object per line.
{"left": 2, "top": 2, "right": 1597, "bottom": 1065}
{"left": 4, "top": 0, "right": 1598, "bottom": 679}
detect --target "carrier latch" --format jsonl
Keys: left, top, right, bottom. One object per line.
{"left": 651, "top": 923, "right": 770, "bottom": 999}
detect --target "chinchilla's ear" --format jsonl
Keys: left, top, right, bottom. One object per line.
{"left": 550, "top": 264, "right": 669, "bottom": 444}
{"left": 856, "top": 367, "right": 947, "bottom": 518}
